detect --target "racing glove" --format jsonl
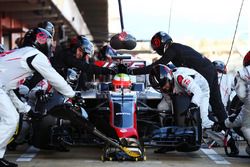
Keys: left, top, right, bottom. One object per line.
{"left": 188, "top": 102, "right": 199, "bottom": 112}
{"left": 72, "top": 91, "right": 85, "bottom": 106}
{"left": 35, "top": 89, "right": 50, "bottom": 103}
{"left": 228, "top": 112, "right": 239, "bottom": 123}
{"left": 181, "top": 102, "right": 199, "bottom": 116}
{"left": 212, "top": 120, "right": 227, "bottom": 132}
{"left": 183, "top": 102, "right": 199, "bottom": 125}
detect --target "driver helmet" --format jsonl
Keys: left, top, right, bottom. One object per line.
{"left": 151, "top": 31, "right": 172, "bottom": 55}
{"left": 243, "top": 51, "right": 250, "bottom": 67}
{"left": 70, "top": 35, "right": 94, "bottom": 57}
{"left": 149, "top": 64, "right": 173, "bottom": 93}
{"left": 97, "top": 44, "right": 117, "bottom": 61}
{"left": 212, "top": 60, "right": 227, "bottom": 74}
{"left": 38, "top": 21, "right": 55, "bottom": 37}
{"left": 22, "top": 27, "right": 52, "bottom": 56}
{"left": 112, "top": 73, "right": 132, "bottom": 91}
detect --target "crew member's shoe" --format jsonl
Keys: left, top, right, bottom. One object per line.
{"left": 227, "top": 138, "right": 239, "bottom": 156}
{"left": 0, "top": 158, "right": 18, "bottom": 167}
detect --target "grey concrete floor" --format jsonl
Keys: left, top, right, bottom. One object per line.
{"left": 5, "top": 143, "right": 250, "bottom": 167}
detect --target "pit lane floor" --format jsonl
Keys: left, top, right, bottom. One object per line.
{"left": 5, "top": 143, "right": 250, "bottom": 167}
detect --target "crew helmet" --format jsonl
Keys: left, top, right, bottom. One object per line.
{"left": 212, "top": 60, "right": 227, "bottom": 74}
{"left": 38, "top": 21, "right": 55, "bottom": 37}
{"left": 149, "top": 64, "right": 173, "bottom": 91}
{"left": 243, "top": 51, "right": 250, "bottom": 67}
{"left": 66, "top": 68, "right": 80, "bottom": 87}
{"left": 151, "top": 31, "right": 172, "bottom": 55}
{"left": 70, "top": 35, "right": 94, "bottom": 56}
{"left": 23, "top": 27, "right": 52, "bottom": 56}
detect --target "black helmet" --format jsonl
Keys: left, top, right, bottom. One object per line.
{"left": 149, "top": 64, "right": 173, "bottom": 91}
{"left": 151, "top": 31, "right": 172, "bottom": 55}
{"left": 38, "top": 21, "right": 55, "bottom": 37}
{"left": 243, "top": 51, "right": 250, "bottom": 67}
{"left": 98, "top": 45, "right": 117, "bottom": 61}
{"left": 212, "top": 60, "right": 227, "bottom": 74}
{"left": 70, "top": 35, "right": 94, "bottom": 56}
{"left": 23, "top": 27, "right": 52, "bottom": 56}
{"left": 66, "top": 68, "right": 80, "bottom": 87}
{"left": 0, "top": 44, "right": 5, "bottom": 53}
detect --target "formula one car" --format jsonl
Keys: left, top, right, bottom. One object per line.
{"left": 9, "top": 55, "right": 201, "bottom": 161}
{"left": 83, "top": 55, "right": 202, "bottom": 160}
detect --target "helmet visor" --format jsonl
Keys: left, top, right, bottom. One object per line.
{"left": 158, "top": 65, "right": 173, "bottom": 89}
{"left": 80, "top": 39, "right": 94, "bottom": 56}
{"left": 151, "top": 37, "right": 161, "bottom": 51}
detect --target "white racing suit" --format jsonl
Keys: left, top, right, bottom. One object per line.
{"left": 0, "top": 47, "right": 75, "bottom": 158}
{"left": 225, "top": 65, "right": 250, "bottom": 145}
{"left": 217, "top": 73, "right": 236, "bottom": 111}
{"left": 172, "top": 67, "right": 213, "bottom": 129}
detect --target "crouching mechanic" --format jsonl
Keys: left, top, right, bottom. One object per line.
{"left": 0, "top": 28, "right": 80, "bottom": 167}
{"left": 225, "top": 51, "right": 250, "bottom": 156}
{"left": 149, "top": 64, "right": 213, "bottom": 130}
{"left": 156, "top": 63, "right": 176, "bottom": 125}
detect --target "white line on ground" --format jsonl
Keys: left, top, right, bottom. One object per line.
{"left": 16, "top": 146, "right": 40, "bottom": 162}
{"left": 201, "top": 148, "right": 230, "bottom": 165}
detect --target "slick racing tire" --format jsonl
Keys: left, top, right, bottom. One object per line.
{"left": 31, "top": 115, "right": 57, "bottom": 149}
{"left": 172, "top": 94, "right": 202, "bottom": 152}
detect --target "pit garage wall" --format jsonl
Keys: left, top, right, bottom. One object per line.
{"left": 0, "top": 0, "right": 92, "bottom": 50}
{"left": 0, "top": 15, "right": 27, "bottom": 49}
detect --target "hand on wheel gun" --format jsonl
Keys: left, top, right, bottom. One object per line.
{"left": 35, "top": 89, "right": 51, "bottom": 103}
{"left": 182, "top": 102, "right": 199, "bottom": 125}
{"left": 71, "top": 91, "right": 85, "bottom": 106}
{"left": 186, "top": 102, "right": 199, "bottom": 119}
